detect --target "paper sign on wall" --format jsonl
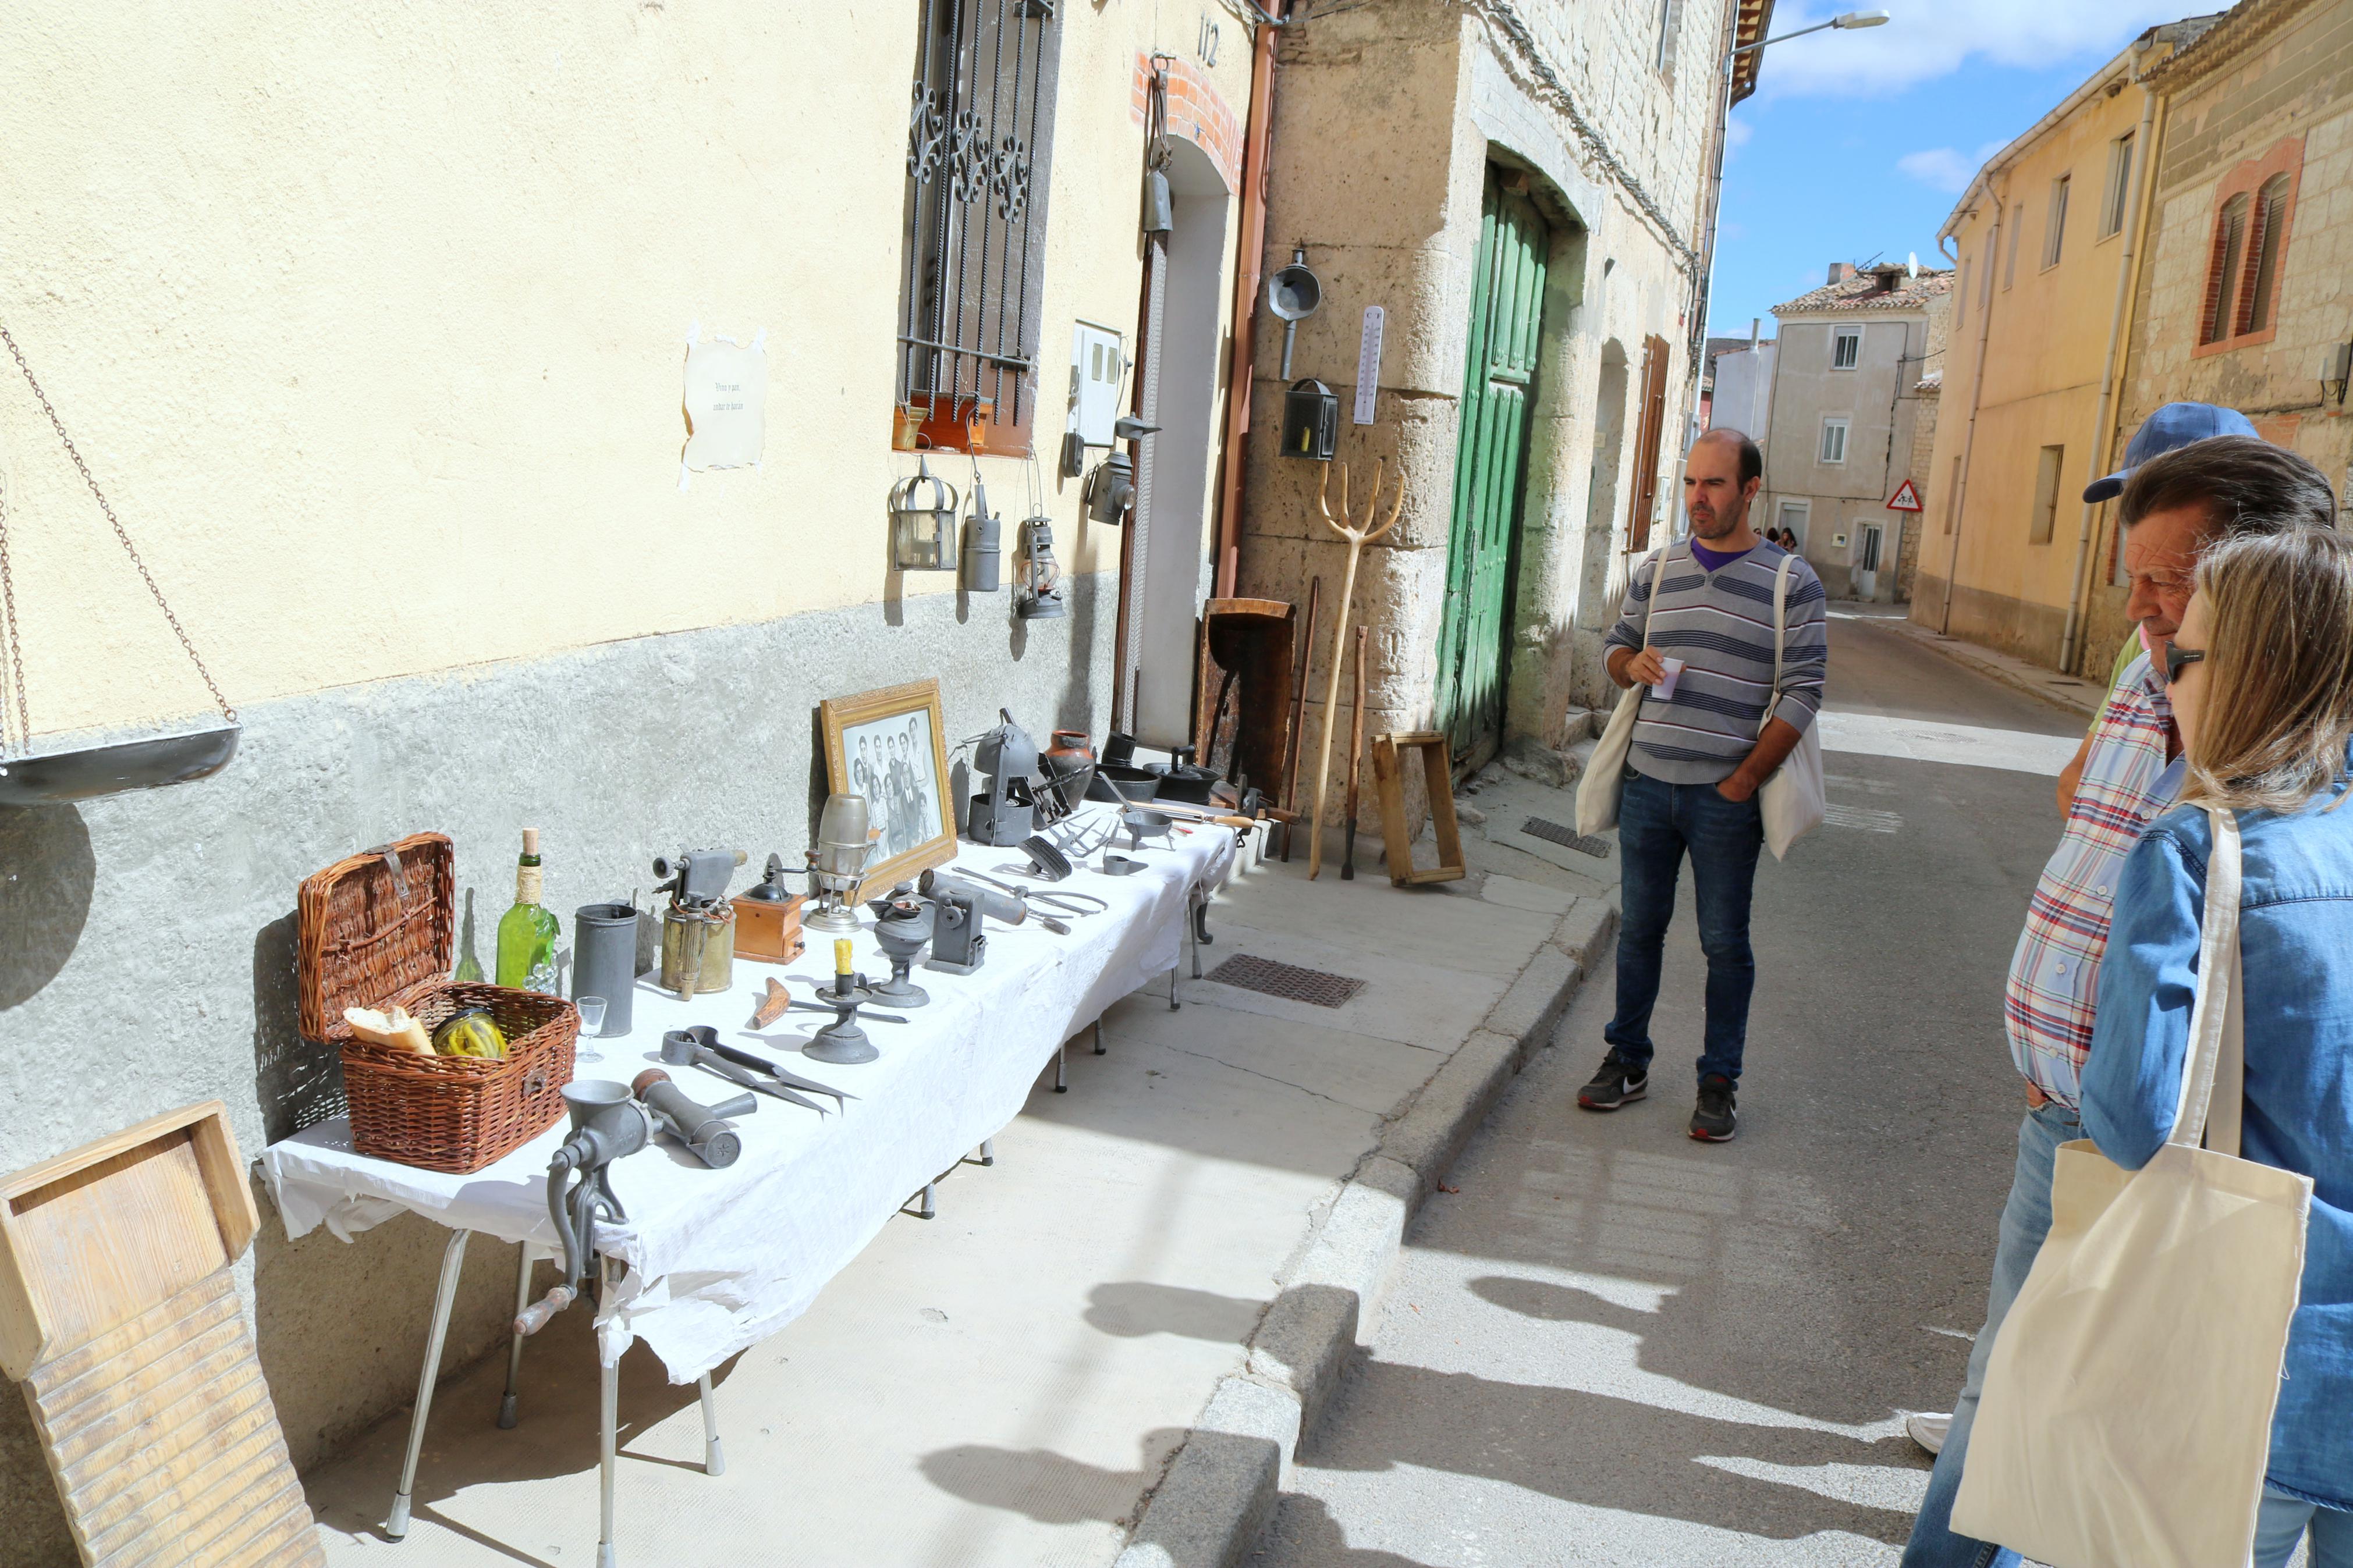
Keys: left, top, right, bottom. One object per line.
{"left": 682, "top": 325, "right": 768, "bottom": 476}
{"left": 1353, "top": 305, "right": 1384, "bottom": 425}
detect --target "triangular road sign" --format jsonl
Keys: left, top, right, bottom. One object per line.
{"left": 1886, "top": 478, "right": 1923, "bottom": 511}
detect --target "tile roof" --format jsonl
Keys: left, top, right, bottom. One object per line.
{"left": 1773, "top": 268, "right": 1954, "bottom": 317}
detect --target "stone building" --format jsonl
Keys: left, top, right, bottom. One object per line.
{"left": 1233, "top": 0, "right": 1763, "bottom": 783}
{"left": 1761, "top": 263, "right": 1952, "bottom": 603}
{"left": 1915, "top": 20, "right": 2214, "bottom": 672}
{"left": 0, "top": 3, "right": 1257, "bottom": 1557}
{"left": 1897, "top": 368, "right": 1942, "bottom": 602}
{"left": 2091, "top": 0, "right": 2353, "bottom": 671}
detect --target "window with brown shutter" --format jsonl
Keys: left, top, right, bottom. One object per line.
{"left": 1627, "top": 335, "right": 1671, "bottom": 552}
{"left": 2196, "top": 137, "right": 2302, "bottom": 357}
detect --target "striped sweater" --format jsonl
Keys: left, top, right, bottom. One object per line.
{"left": 1600, "top": 538, "right": 1829, "bottom": 786}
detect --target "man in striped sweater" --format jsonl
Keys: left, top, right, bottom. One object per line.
{"left": 1581, "top": 428, "right": 1827, "bottom": 1141}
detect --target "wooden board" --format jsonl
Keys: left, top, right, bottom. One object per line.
{"left": 0, "top": 1104, "right": 322, "bottom": 1566}
{"left": 1370, "top": 732, "right": 1467, "bottom": 887}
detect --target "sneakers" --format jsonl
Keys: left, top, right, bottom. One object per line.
{"left": 1905, "top": 1411, "right": 1952, "bottom": 1456}
{"left": 1577, "top": 1055, "right": 1648, "bottom": 1111}
{"left": 1689, "top": 1075, "right": 1738, "bottom": 1142}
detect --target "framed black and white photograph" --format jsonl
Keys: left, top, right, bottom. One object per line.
{"left": 819, "top": 678, "right": 957, "bottom": 893}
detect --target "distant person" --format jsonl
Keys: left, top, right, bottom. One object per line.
{"left": 1579, "top": 428, "right": 1826, "bottom": 1142}
{"left": 2080, "top": 526, "right": 2353, "bottom": 1567}
{"left": 1900, "top": 435, "right": 2338, "bottom": 1567}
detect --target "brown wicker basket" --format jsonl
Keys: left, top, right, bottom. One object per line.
{"left": 297, "top": 835, "right": 578, "bottom": 1173}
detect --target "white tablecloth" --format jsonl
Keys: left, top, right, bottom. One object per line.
{"left": 262, "top": 812, "right": 1237, "bottom": 1381}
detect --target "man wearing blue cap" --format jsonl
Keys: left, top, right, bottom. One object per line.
{"left": 2052, "top": 401, "right": 2261, "bottom": 809}
{"left": 1901, "top": 409, "right": 2337, "bottom": 1566}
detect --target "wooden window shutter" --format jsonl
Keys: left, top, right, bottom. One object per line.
{"left": 1627, "top": 335, "right": 1672, "bottom": 551}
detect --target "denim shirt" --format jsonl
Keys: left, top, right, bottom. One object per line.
{"left": 2082, "top": 768, "right": 2353, "bottom": 1511}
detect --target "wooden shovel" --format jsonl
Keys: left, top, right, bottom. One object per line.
{"left": 1308, "top": 458, "right": 1404, "bottom": 880}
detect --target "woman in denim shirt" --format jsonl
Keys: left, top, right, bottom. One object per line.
{"left": 2084, "top": 526, "right": 2353, "bottom": 1566}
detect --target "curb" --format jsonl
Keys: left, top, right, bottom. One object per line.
{"left": 1113, "top": 894, "right": 1620, "bottom": 1568}
{"left": 1869, "top": 613, "right": 2104, "bottom": 718}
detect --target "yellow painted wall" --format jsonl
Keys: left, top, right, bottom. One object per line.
{"left": 0, "top": 4, "right": 1247, "bottom": 737}
{"left": 1925, "top": 52, "right": 2150, "bottom": 666}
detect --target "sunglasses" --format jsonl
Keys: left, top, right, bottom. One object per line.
{"left": 2163, "top": 643, "right": 2208, "bottom": 685}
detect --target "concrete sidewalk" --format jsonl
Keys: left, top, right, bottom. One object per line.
{"left": 295, "top": 774, "right": 1617, "bottom": 1567}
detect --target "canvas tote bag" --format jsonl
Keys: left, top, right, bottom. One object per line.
{"left": 1951, "top": 807, "right": 2313, "bottom": 1568}
{"left": 1758, "top": 553, "right": 1825, "bottom": 860}
{"left": 1575, "top": 545, "right": 1672, "bottom": 837}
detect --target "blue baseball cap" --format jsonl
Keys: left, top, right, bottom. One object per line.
{"left": 2083, "top": 401, "right": 2260, "bottom": 503}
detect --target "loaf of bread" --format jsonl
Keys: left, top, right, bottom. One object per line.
{"left": 344, "top": 1004, "right": 435, "bottom": 1055}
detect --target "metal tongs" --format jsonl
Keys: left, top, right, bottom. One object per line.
{"left": 958, "top": 866, "right": 1110, "bottom": 921}
{"left": 661, "top": 1025, "right": 856, "bottom": 1115}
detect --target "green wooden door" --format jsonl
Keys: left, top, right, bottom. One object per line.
{"left": 1436, "top": 170, "right": 1549, "bottom": 769}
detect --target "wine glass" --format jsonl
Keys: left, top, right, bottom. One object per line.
{"left": 574, "top": 997, "right": 606, "bottom": 1064}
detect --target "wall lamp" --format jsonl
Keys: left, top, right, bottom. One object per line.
{"left": 2321, "top": 343, "right": 2352, "bottom": 406}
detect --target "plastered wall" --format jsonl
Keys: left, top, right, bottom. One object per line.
{"left": 0, "top": 2, "right": 1250, "bottom": 741}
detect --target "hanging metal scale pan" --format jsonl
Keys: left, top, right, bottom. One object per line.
{"left": 0, "top": 322, "right": 240, "bottom": 808}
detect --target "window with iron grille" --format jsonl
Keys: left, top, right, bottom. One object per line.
{"left": 897, "top": 0, "right": 1063, "bottom": 456}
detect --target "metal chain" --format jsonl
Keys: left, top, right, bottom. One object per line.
{"left": 0, "top": 469, "right": 29, "bottom": 755}
{"left": 0, "top": 323, "right": 237, "bottom": 724}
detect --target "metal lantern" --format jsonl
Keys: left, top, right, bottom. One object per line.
{"left": 1084, "top": 450, "right": 1135, "bottom": 524}
{"left": 888, "top": 457, "right": 959, "bottom": 571}
{"left": 1280, "top": 378, "right": 1339, "bottom": 462}
{"left": 1016, "top": 514, "right": 1066, "bottom": 620}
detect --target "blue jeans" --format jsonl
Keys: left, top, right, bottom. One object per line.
{"left": 1902, "top": 1101, "right": 2079, "bottom": 1568}
{"left": 2256, "top": 1489, "right": 2353, "bottom": 1568}
{"left": 1605, "top": 770, "right": 1764, "bottom": 1085}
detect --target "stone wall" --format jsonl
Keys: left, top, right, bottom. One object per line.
{"left": 1237, "top": 0, "right": 1724, "bottom": 806}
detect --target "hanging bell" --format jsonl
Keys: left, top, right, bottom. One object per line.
{"left": 1016, "top": 515, "right": 1066, "bottom": 620}
{"left": 1141, "top": 168, "right": 1174, "bottom": 236}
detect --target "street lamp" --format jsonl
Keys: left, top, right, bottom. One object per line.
{"left": 1733, "top": 10, "right": 1891, "bottom": 58}
{"left": 1682, "top": 9, "right": 1893, "bottom": 496}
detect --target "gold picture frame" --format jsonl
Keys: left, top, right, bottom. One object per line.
{"left": 819, "top": 678, "right": 960, "bottom": 897}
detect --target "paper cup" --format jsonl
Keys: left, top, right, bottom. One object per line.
{"left": 1656, "top": 656, "right": 1686, "bottom": 698}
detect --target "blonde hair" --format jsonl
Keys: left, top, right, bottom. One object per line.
{"left": 2188, "top": 527, "right": 2353, "bottom": 813}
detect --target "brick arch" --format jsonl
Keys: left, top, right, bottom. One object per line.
{"left": 1130, "top": 54, "right": 1241, "bottom": 194}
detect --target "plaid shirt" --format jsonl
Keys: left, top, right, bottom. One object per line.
{"left": 2005, "top": 650, "right": 2184, "bottom": 1108}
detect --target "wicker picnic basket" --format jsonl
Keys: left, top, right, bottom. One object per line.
{"left": 297, "top": 833, "right": 576, "bottom": 1173}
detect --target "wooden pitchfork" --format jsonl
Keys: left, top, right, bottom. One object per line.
{"left": 1308, "top": 458, "right": 1403, "bottom": 880}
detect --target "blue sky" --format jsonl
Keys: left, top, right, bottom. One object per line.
{"left": 1707, "top": 1, "right": 2192, "bottom": 338}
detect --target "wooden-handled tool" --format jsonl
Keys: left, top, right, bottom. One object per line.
{"left": 1308, "top": 459, "right": 1404, "bottom": 880}
{"left": 1342, "top": 623, "right": 1368, "bottom": 880}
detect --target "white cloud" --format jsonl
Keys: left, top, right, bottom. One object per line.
{"left": 1896, "top": 138, "right": 2009, "bottom": 193}
{"left": 1726, "top": 114, "right": 1755, "bottom": 150}
{"left": 1751, "top": 0, "right": 2155, "bottom": 99}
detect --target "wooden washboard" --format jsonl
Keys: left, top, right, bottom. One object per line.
{"left": 0, "top": 1102, "right": 324, "bottom": 1566}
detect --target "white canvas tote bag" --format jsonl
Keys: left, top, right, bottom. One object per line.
{"left": 1758, "top": 553, "right": 1825, "bottom": 861}
{"left": 1951, "top": 808, "right": 2313, "bottom": 1568}
{"left": 1575, "top": 545, "right": 1672, "bottom": 837}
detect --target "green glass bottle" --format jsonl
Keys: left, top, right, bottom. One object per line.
{"left": 495, "top": 828, "right": 560, "bottom": 994}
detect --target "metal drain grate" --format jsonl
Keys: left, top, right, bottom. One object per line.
{"left": 1206, "top": 954, "right": 1365, "bottom": 1008}
{"left": 1521, "top": 817, "right": 1612, "bottom": 858}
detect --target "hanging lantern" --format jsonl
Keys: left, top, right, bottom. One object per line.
{"left": 1280, "top": 378, "right": 1339, "bottom": 462}
{"left": 1015, "top": 514, "right": 1066, "bottom": 620}
{"left": 1084, "top": 450, "right": 1135, "bottom": 524}
{"left": 887, "top": 457, "right": 960, "bottom": 571}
